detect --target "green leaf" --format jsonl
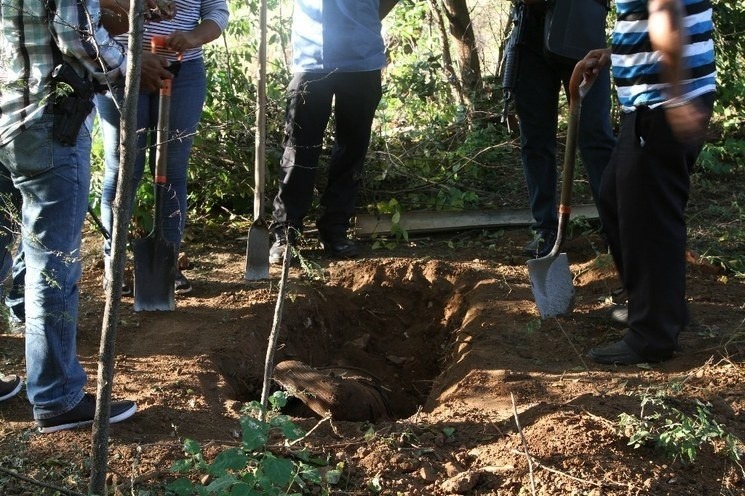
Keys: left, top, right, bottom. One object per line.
{"left": 205, "top": 474, "right": 238, "bottom": 493}
{"left": 208, "top": 448, "right": 249, "bottom": 476}
{"left": 325, "top": 469, "right": 342, "bottom": 485}
{"left": 165, "top": 478, "right": 195, "bottom": 494}
{"left": 170, "top": 459, "right": 194, "bottom": 473}
{"left": 241, "top": 416, "right": 269, "bottom": 452}
{"left": 228, "top": 481, "right": 253, "bottom": 496}
{"left": 183, "top": 438, "right": 202, "bottom": 455}
{"left": 262, "top": 452, "right": 295, "bottom": 487}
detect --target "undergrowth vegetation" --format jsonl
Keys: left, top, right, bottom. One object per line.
{"left": 89, "top": 0, "right": 745, "bottom": 274}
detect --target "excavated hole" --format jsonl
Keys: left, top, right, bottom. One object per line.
{"left": 214, "top": 263, "right": 458, "bottom": 420}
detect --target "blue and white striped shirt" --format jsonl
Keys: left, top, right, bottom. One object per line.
{"left": 611, "top": 0, "right": 716, "bottom": 110}
{"left": 114, "top": 0, "right": 230, "bottom": 63}
{"left": 292, "top": 0, "right": 387, "bottom": 73}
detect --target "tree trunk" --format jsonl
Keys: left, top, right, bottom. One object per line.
{"left": 440, "top": 0, "right": 482, "bottom": 96}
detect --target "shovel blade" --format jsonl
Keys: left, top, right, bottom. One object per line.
{"left": 527, "top": 253, "right": 575, "bottom": 319}
{"left": 245, "top": 219, "right": 270, "bottom": 280}
{"left": 133, "top": 235, "right": 176, "bottom": 311}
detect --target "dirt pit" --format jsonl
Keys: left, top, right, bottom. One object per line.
{"left": 1, "top": 224, "right": 745, "bottom": 495}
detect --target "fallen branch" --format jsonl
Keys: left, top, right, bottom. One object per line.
{"left": 0, "top": 465, "right": 85, "bottom": 496}
{"left": 510, "top": 392, "right": 536, "bottom": 496}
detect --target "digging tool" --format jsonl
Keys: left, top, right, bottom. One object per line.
{"left": 244, "top": 0, "right": 270, "bottom": 280}
{"left": 87, "top": 204, "right": 110, "bottom": 239}
{"left": 527, "top": 61, "right": 594, "bottom": 319}
{"left": 133, "top": 35, "right": 177, "bottom": 311}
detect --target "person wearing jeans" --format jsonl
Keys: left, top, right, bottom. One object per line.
{"left": 514, "top": 0, "right": 616, "bottom": 257}
{"left": 96, "top": 0, "right": 229, "bottom": 295}
{"left": 269, "top": 0, "right": 400, "bottom": 264}
{"left": 0, "top": 0, "right": 171, "bottom": 430}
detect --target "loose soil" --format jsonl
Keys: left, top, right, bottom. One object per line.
{"left": 1, "top": 214, "right": 744, "bottom": 495}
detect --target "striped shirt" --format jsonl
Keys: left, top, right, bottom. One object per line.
{"left": 114, "top": 0, "right": 229, "bottom": 63}
{"left": 611, "top": 0, "right": 716, "bottom": 110}
{"left": 292, "top": 0, "right": 387, "bottom": 73}
{"left": 0, "top": 0, "right": 126, "bottom": 145}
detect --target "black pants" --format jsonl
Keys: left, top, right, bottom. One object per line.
{"left": 271, "top": 70, "right": 382, "bottom": 238}
{"left": 598, "top": 93, "right": 715, "bottom": 360}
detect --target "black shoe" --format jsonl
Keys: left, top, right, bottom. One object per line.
{"left": 523, "top": 230, "right": 557, "bottom": 258}
{"left": 0, "top": 375, "right": 22, "bottom": 402}
{"left": 320, "top": 234, "right": 358, "bottom": 259}
{"left": 269, "top": 238, "right": 292, "bottom": 265}
{"left": 103, "top": 277, "right": 132, "bottom": 296}
{"left": 36, "top": 393, "right": 137, "bottom": 433}
{"left": 610, "top": 304, "right": 628, "bottom": 328}
{"left": 588, "top": 339, "right": 647, "bottom": 365}
{"left": 269, "top": 226, "right": 299, "bottom": 265}
{"left": 175, "top": 270, "right": 192, "bottom": 294}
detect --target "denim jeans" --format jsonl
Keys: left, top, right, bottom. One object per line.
{"left": 96, "top": 58, "right": 207, "bottom": 258}
{"left": 514, "top": 6, "right": 616, "bottom": 234}
{"left": 271, "top": 70, "right": 382, "bottom": 237}
{"left": 0, "top": 113, "right": 89, "bottom": 419}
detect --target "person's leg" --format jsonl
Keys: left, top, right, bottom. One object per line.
{"left": 0, "top": 176, "right": 24, "bottom": 324}
{"left": 621, "top": 95, "right": 714, "bottom": 360}
{"left": 316, "top": 70, "right": 382, "bottom": 239}
{"left": 96, "top": 89, "right": 152, "bottom": 286}
{"left": 0, "top": 175, "right": 26, "bottom": 324}
{"left": 272, "top": 73, "right": 334, "bottom": 232}
{"left": 5, "top": 247, "right": 25, "bottom": 323}
{"left": 514, "top": 21, "right": 562, "bottom": 236}
{"left": 575, "top": 64, "right": 615, "bottom": 204}
{"left": 0, "top": 114, "right": 89, "bottom": 418}
{"left": 159, "top": 58, "right": 206, "bottom": 253}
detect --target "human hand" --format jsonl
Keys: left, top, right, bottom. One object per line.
{"left": 140, "top": 52, "right": 174, "bottom": 93}
{"left": 580, "top": 48, "right": 611, "bottom": 86}
{"left": 165, "top": 31, "right": 201, "bottom": 52}
{"left": 663, "top": 99, "right": 712, "bottom": 143}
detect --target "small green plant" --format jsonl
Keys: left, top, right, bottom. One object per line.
{"left": 618, "top": 392, "right": 744, "bottom": 469}
{"left": 370, "top": 198, "right": 409, "bottom": 250}
{"left": 167, "top": 391, "right": 335, "bottom": 495}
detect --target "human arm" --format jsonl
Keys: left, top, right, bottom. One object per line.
{"left": 164, "top": 0, "right": 229, "bottom": 51}
{"left": 648, "top": 0, "right": 710, "bottom": 141}
{"left": 165, "top": 20, "right": 223, "bottom": 52}
{"left": 51, "top": 0, "right": 128, "bottom": 83}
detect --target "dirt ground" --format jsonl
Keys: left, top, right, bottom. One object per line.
{"left": 1, "top": 215, "right": 745, "bottom": 495}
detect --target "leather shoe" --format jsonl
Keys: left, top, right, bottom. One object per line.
{"left": 610, "top": 304, "right": 628, "bottom": 328}
{"left": 588, "top": 339, "right": 647, "bottom": 365}
{"left": 320, "top": 235, "right": 358, "bottom": 259}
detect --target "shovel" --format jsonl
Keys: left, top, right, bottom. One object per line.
{"left": 527, "top": 61, "right": 594, "bottom": 319}
{"left": 133, "top": 35, "right": 177, "bottom": 311}
{"left": 244, "top": 0, "right": 270, "bottom": 280}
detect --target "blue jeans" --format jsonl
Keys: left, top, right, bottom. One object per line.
{"left": 96, "top": 58, "right": 207, "bottom": 258}
{"left": 514, "top": 6, "right": 616, "bottom": 234}
{"left": 0, "top": 113, "right": 89, "bottom": 419}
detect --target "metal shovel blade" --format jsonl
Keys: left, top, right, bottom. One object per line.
{"left": 133, "top": 190, "right": 176, "bottom": 311}
{"left": 245, "top": 218, "right": 270, "bottom": 280}
{"left": 133, "top": 235, "right": 176, "bottom": 311}
{"left": 527, "top": 253, "right": 575, "bottom": 318}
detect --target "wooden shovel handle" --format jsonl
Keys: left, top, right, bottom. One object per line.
{"left": 552, "top": 60, "right": 595, "bottom": 257}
